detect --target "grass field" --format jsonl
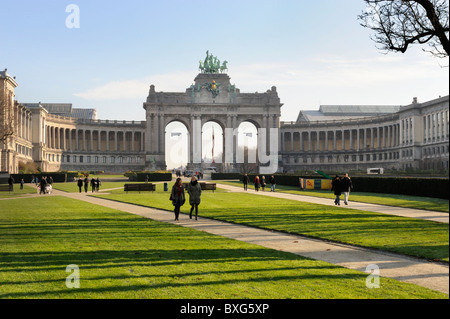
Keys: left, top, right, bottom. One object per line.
{"left": 0, "top": 185, "right": 37, "bottom": 199}
{"left": 94, "top": 184, "right": 449, "bottom": 263}
{"left": 0, "top": 196, "right": 446, "bottom": 299}
{"left": 215, "top": 180, "right": 450, "bottom": 213}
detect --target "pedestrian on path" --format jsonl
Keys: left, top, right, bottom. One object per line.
{"left": 20, "top": 179, "right": 24, "bottom": 190}
{"left": 261, "top": 176, "right": 266, "bottom": 191}
{"left": 331, "top": 175, "right": 342, "bottom": 206}
{"left": 96, "top": 178, "right": 101, "bottom": 192}
{"left": 8, "top": 176, "right": 14, "bottom": 194}
{"left": 171, "top": 177, "right": 185, "bottom": 221}
{"left": 39, "top": 177, "right": 47, "bottom": 195}
{"left": 187, "top": 176, "right": 202, "bottom": 221}
{"left": 242, "top": 174, "right": 249, "bottom": 191}
{"left": 77, "top": 178, "right": 83, "bottom": 193}
{"left": 84, "top": 177, "right": 89, "bottom": 193}
{"left": 254, "top": 176, "right": 260, "bottom": 192}
{"left": 90, "top": 178, "right": 96, "bottom": 192}
{"left": 270, "top": 176, "right": 276, "bottom": 192}
{"left": 341, "top": 173, "right": 353, "bottom": 205}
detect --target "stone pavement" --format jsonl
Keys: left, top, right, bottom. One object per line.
{"left": 49, "top": 188, "right": 449, "bottom": 295}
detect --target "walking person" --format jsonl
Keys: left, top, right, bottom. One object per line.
{"left": 242, "top": 174, "right": 249, "bottom": 191}
{"left": 171, "top": 178, "right": 185, "bottom": 221}
{"left": 90, "top": 178, "right": 96, "bottom": 192}
{"left": 270, "top": 175, "right": 276, "bottom": 192}
{"left": 20, "top": 179, "right": 24, "bottom": 190}
{"left": 341, "top": 173, "right": 353, "bottom": 205}
{"left": 84, "top": 177, "right": 89, "bottom": 193}
{"left": 77, "top": 178, "right": 83, "bottom": 193}
{"left": 96, "top": 178, "right": 101, "bottom": 192}
{"left": 8, "top": 175, "right": 14, "bottom": 194}
{"left": 187, "top": 176, "right": 202, "bottom": 221}
{"left": 254, "top": 176, "right": 260, "bottom": 192}
{"left": 331, "top": 175, "right": 342, "bottom": 206}
{"left": 39, "top": 176, "right": 47, "bottom": 195}
{"left": 261, "top": 176, "right": 266, "bottom": 191}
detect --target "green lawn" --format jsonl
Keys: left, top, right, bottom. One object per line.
{"left": 0, "top": 185, "right": 37, "bottom": 199}
{"left": 95, "top": 186, "right": 449, "bottom": 263}
{"left": 51, "top": 181, "right": 136, "bottom": 193}
{"left": 0, "top": 196, "right": 446, "bottom": 299}
{"left": 215, "top": 180, "right": 450, "bottom": 213}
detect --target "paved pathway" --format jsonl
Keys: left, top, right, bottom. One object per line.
{"left": 49, "top": 188, "right": 449, "bottom": 294}
{"left": 216, "top": 183, "right": 449, "bottom": 224}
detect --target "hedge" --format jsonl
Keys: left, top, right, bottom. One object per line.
{"left": 125, "top": 171, "right": 172, "bottom": 182}
{"left": 351, "top": 177, "right": 449, "bottom": 200}
{"left": 211, "top": 173, "right": 449, "bottom": 199}
{"left": 11, "top": 173, "right": 68, "bottom": 183}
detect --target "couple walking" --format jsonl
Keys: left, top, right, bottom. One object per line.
{"left": 331, "top": 173, "right": 353, "bottom": 206}
{"left": 171, "top": 176, "right": 202, "bottom": 221}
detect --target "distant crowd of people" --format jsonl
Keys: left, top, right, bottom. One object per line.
{"left": 174, "top": 170, "right": 203, "bottom": 180}
{"left": 77, "top": 177, "right": 101, "bottom": 193}
{"left": 242, "top": 174, "right": 277, "bottom": 192}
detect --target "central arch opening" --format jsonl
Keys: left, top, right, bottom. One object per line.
{"left": 202, "top": 121, "right": 223, "bottom": 167}
{"left": 165, "top": 121, "right": 189, "bottom": 171}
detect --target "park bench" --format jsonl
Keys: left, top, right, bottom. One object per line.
{"left": 124, "top": 183, "right": 156, "bottom": 193}
{"left": 0, "top": 184, "right": 11, "bottom": 192}
{"left": 182, "top": 182, "right": 216, "bottom": 192}
{"left": 202, "top": 183, "right": 216, "bottom": 192}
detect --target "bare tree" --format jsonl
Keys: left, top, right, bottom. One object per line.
{"left": 0, "top": 99, "right": 15, "bottom": 144}
{"left": 359, "top": 0, "right": 450, "bottom": 59}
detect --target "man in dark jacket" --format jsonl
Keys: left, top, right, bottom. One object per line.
{"left": 8, "top": 176, "right": 14, "bottom": 194}
{"left": 242, "top": 174, "right": 249, "bottom": 191}
{"left": 270, "top": 176, "right": 276, "bottom": 192}
{"left": 40, "top": 177, "right": 47, "bottom": 195}
{"left": 331, "top": 176, "right": 342, "bottom": 206}
{"left": 341, "top": 173, "right": 353, "bottom": 205}
{"left": 84, "top": 177, "right": 89, "bottom": 193}
{"left": 77, "top": 178, "right": 83, "bottom": 193}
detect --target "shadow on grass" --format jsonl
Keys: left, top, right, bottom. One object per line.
{"left": 0, "top": 248, "right": 364, "bottom": 299}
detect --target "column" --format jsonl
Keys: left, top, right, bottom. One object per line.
{"left": 349, "top": 130, "right": 353, "bottom": 150}
{"left": 316, "top": 131, "right": 320, "bottom": 152}
{"left": 333, "top": 131, "right": 337, "bottom": 151}
{"left": 123, "top": 131, "right": 127, "bottom": 152}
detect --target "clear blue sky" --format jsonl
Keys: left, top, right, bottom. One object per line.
{"left": 1, "top": 0, "right": 449, "bottom": 122}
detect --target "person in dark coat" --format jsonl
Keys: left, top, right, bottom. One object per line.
{"left": 270, "top": 176, "right": 276, "bottom": 192}
{"left": 39, "top": 177, "right": 47, "bottom": 195}
{"left": 83, "top": 177, "right": 89, "bottom": 193}
{"left": 261, "top": 176, "right": 266, "bottom": 191}
{"left": 242, "top": 174, "right": 249, "bottom": 191}
{"left": 20, "top": 179, "right": 24, "bottom": 190}
{"left": 8, "top": 176, "right": 14, "bottom": 194}
{"left": 90, "top": 178, "right": 96, "bottom": 192}
{"left": 96, "top": 178, "right": 101, "bottom": 192}
{"left": 341, "top": 173, "right": 353, "bottom": 205}
{"left": 171, "top": 178, "right": 185, "bottom": 221}
{"left": 77, "top": 178, "right": 83, "bottom": 193}
{"left": 254, "top": 176, "right": 260, "bottom": 192}
{"left": 187, "top": 176, "right": 202, "bottom": 220}
{"left": 331, "top": 175, "right": 342, "bottom": 206}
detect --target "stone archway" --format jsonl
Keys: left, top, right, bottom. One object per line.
{"left": 143, "top": 63, "right": 282, "bottom": 173}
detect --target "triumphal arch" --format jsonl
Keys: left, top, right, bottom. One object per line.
{"left": 143, "top": 52, "right": 282, "bottom": 173}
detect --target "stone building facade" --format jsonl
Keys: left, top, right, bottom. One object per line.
{"left": 1, "top": 66, "right": 449, "bottom": 174}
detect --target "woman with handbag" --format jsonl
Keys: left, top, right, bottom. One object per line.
{"left": 171, "top": 178, "right": 185, "bottom": 221}
{"left": 187, "top": 176, "right": 202, "bottom": 220}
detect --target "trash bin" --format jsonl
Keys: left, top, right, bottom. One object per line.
{"left": 164, "top": 182, "right": 168, "bottom": 192}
